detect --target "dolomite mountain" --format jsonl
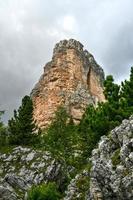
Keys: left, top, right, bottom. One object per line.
{"left": 31, "top": 39, "right": 105, "bottom": 128}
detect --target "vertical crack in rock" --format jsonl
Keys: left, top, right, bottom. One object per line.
{"left": 31, "top": 39, "right": 105, "bottom": 129}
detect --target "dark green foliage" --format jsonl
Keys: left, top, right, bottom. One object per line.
{"left": 42, "top": 107, "right": 78, "bottom": 160}
{"left": 103, "top": 75, "right": 123, "bottom": 123}
{"left": 0, "top": 126, "right": 8, "bottom": 146}
{"left": 102, "top": 67, "right": 133, "bottom": 122}
{"left": 77, "top": 67, "right": 133, "bottom": 160}
{"left": 104, "top": 75, "right": 120, "bottom": 102}
{"left": 0, "top": 111, "right": 8, "bottom": 146}
{"left": 8, "top": 96, "right": 36, "bottom": 145}
{"left": 0, "top": 111, "right": 4, "bottom": 127}
{"left": 27, "top": 182, "right": 61, "bottom": 200}
{"left": 121, "top": 67, "right": 133, "bottom": 112}
{"left": 79, "top": 105, "right": 110, "bottom": 159}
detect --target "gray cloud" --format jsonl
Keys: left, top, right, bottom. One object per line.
{"left": 0, "top": 0, "right": 133, "bottom": 122}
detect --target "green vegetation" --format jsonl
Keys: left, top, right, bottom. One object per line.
{"left": 0, "top": 111, "right": 8, "bottom": 147}
{"left": 41, "top": 67, "right": 133, "bottom": 167}
{"left": 0, "top": 67, "right": 133, "bottom": 198}
{"left": 1, "top": 67, "right": 133, "bottom": 163}
{"left": 8, "top": 95, "right": 37, "bottom": 145}
{"left": 111, "top": 148, "right": 121, "bottom": 167}
{"left": 76, "top": 163, "right": 92, "bottom": 198}
{"left": 27, "top": 182, "right": 61, "bottom": 200}
{"left": 42, "top": 107, "right": 78, "bottom": 162}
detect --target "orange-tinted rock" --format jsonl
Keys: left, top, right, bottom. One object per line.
{"left": 31, "top": 39, "right": 105, "bottom": 129}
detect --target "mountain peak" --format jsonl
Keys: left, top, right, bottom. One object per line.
{"left": 31, "top": 39, "right": 105, "bottom": 128}
{"left": 53, "top": 39, "right": 84, "bottom": 55}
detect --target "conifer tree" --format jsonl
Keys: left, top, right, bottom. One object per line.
{"left": 79, "top": 104, "right": 110, "bottom": 159}
{"left": 0, "top": 111, "right": 7, "bottom": 146}
{"left": 79, "top": 67, "right": 133, "bottom": 161}
{"left": 121, "top": 67, "right": 133, "bottom": 109}
{"left": 103, "top": 75, "right": 124, "bottom": 123}
{"left": 43, "top": 107, "right": 76, "bottom": 160}
{"left": 104, "top": 75, "right": 120, "bottom": 103}
{"left": 8, "top": 96, "right": 36, "bottom": 145}
{"left": 0, "top": 111, "right": 4, "bottom": 128}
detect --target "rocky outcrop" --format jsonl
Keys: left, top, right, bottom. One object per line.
{"left": 31, "top": 39, "right": 105, "bottom": 128}
{"left": 0, "top": 117, "right": 133, "bottom": 199}
{"left": 0, "top": 147, "right": 68, "bottom": 200}
{"left": 64, "top": 116, "right": 133, "bottom": 200}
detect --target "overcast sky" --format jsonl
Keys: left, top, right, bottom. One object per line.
{"left": 0, "top": 0, "right": 133, "bottom": 122}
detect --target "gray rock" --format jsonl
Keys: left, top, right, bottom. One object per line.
{"left": 0, "top": 146, "right": 68, "bottom": 199}
{"left": 4, "top": 175, "right": 29, "bottom": 190}
{"left": 53, "top": 39, "right": 84, "bottom": 55}
{"left": 0, "top": 116, "right": 133, "bottom": 199}
{"left": 0, "top": 186, "right": 17, "bottom": 200}
{"left": 64, "top": 116, "right": 133, "bottom": 200}
{"left": 25, "top": 152, "right": 35, "bottom": 162}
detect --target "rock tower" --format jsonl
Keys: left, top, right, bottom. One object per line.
{"left": 31, "top": 39, "right": 105, "bottom": 128}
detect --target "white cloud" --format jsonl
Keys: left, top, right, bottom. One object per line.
{"left": 59, "top": 15, "right": 77, "bottom": 32}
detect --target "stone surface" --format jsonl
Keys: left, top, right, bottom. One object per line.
{"left": 0, "top": 186, "right": 18, "bottom": 200}
{"left": 0, "top": 117, "right": 133, "bottom": 199}
{"left": 31, "top": 39, "right": 105, "bottom": 128}
{"left": 0, "top": 147, "right": 68, "bottom": 200}
{"left": 64, "top": 116, "right": 133, "bottom": 200}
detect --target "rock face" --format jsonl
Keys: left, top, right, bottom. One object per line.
{"left": 0, "top": 147, "right": 68, "bottom": 200}
{"left": 31, "top": 39, "right": 105, "bottom": 128}
{"left": 0, "top": 117, "right": 133, "bottom": 199}
{"left": 64, "top": 116, "right": 133, "bottom": 200}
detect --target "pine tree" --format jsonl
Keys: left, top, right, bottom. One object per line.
{"left": 8, "top": 96, "right": 36, "bottom": 145}
{"left": 0, "top": 111, "right": 4, "bottom": 128}
{"left": 104, "top": 75, "right": 120, "bottom": 103}
{"left": 43, "top": 107, "right": 77, "bottom": 160}
{"left": 79, "top": 104, "right": 110, "bottom": 159}
{"left": 0, "top": 111, "right": 7, "bottom": 146}
{"left": 121, "top": 67, "right": 133, "bottom": 109}
{"left": 103, "top": 75, "right": 124, "bottom": 123}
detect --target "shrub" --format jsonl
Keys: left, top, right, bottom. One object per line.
{"left": 111, "top": 148, "right": 121, "bottom": 167}
{"left": 27, "top": 182, "right": 61, "bottom": 200}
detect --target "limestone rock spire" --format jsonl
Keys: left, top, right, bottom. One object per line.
{"left": 31, "top": 39, "right": 105, "bottom": 129}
